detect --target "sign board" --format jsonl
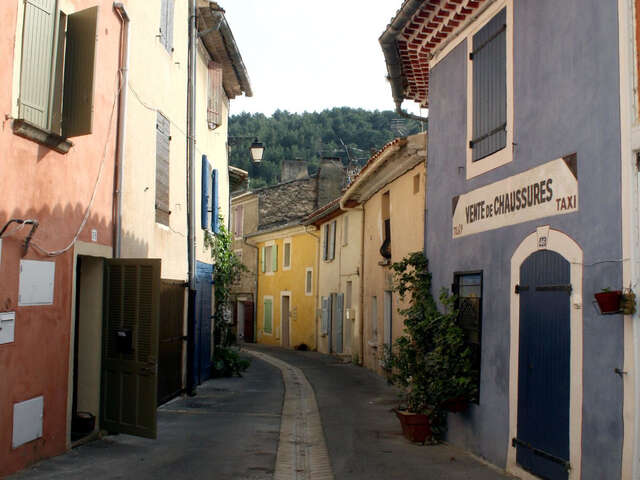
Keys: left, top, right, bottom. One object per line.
{"left": 452, "top": 155, "right": 578, "bottom": 239}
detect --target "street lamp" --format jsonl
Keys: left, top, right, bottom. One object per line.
{"left": 228, "top": 136, "right": 265, "bottom": 163}
{"left": 249, "top": 138, "right": 265, "bottom": 163}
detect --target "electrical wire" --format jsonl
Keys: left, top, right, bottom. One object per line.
{"left": 28, "top": 73, "right": 122, "bottom": 257}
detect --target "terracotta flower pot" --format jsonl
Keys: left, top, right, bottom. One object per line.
{"left": 395, "top": 409, "right": 431, "bottom": 443}
{"left": 594, "top": 291, "right": 622, "bottom": 314}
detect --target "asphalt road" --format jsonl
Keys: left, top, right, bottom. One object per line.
{"left": 12, "top": 346, "right": 512, "bottom": 480}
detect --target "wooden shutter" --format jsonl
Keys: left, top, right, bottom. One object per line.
{"left": 166, "top": 0, "right": 174, "bottom": 52}
{"left": 272, "top": 245, "right": 278, "bottom": 272}
{"left": 470, "top": 8, "right": 507, "bottom": 161}
{"left": 260, "top": 247, "right": 265, "bottom": 273}
{"left": 207, "top": 62, "right": 223, "bottom": 129}
{"left": 322, "top": 225, "right": 329, "bottom": 261}
{"left": 321, "top": 297, "right": 329, "bottom": 334}
{"left": 62, "top": 6, "right": 98, "bottom": 138}
{"left": 201, "top": 155, "right": 210, "bottom": 230}
{"left": 19, "top": 0, "right": 57, "bottom": 130}
{"left": 235, "top": 205, "right": 244, "bottom": 237}
{"left": 211, "top": 169, "right": 219, "bottom": 232}
{"left": 383, "top": 291, "right": 392, "bottom": 346}
{"left": 155, "top": 112, "right": 171, "bottom": 226}
{"left": 159, "top": 0, "right": 174, "bottom": 52}
{"left": 264, "top": 298, "right": 272, "bottom": 333}
{"left": 329, "top": 221, "right": 336, "bottom": 260}
{"left": 102, "top": 259, "right": 161, "bottom": 439}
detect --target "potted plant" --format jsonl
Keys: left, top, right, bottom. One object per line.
{"left": 621, "top": 288, "right": 637, "bottom": 315}
{"left": 594, "top": 288, "right": 622, "bottom": 314}
{"left": 386, "top": 252, "right": 478, "bottom": 443}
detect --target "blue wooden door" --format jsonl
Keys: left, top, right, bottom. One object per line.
{"left": 194, "top": 261, "right": 213, "bottom": 385}
{"left": 516, "top": 250, "right": 571, "bottom": 479}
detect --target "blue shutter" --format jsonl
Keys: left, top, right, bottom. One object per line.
{"left": 201, "top": 155, "right": 210, "bottom": 230}
{"left": 211, "top": 169, "right": 219, "bottom": 233}
{"left": 470, "top": 8, "right": 507, "bottom": 162}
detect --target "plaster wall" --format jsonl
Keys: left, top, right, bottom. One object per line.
{"left": 256, "top": 230, "right": 317, "bottom": 349}
{"left": 316, "top": 209, "right": 363, "bottom": 359}
{"left": 362, "top": 163, "right": 426, "bottom": 373}
{"left": 427, "top": 0, "right": 623, "bottom": 476}
{"left": 120, "top": 0, "right": 189, "bottom": 280}
{"left": 0, "top": 0, "right": 119, "bottom": 474}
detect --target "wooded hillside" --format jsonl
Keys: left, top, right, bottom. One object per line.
{"left": 228, "top": 107, "right": 424, "bottom": 189}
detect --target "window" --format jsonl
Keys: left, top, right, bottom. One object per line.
{"left": 370, "top": 296, "right": 378, "bottom": 340}
{"left": 234, "top": 205, "right": 244, "bottom": 238}
{"left": 207, "top": 62, "right": 224, "bottom": 129}
{"left": 261, "top": 244, "right": 277, "bottom": 274}
{"left": 156, "top": 112, "right": 171, "bottom": 226}
{"left": 283, "top": 239, "right": 292, "bottom": 270}
{"left": 413, "top": 174, "right": 421, "bottom": 194}
{"left": 323, "top": 221, "right": 336, "bottom": 261}
{"left": 263, "top": 297, "right": 273, "bottom": 334}
{"left": 466, "top": 5, "right": 512, "bottom": 178}
{"left": 342, "top": 215, "right": 349, "bottom": 246}
{"left": 17, "top": 2, "right": 98, "bottom": 139}
{"left": 380, "top": 192, "right": 391, "bottom": 260}
{"left": 305, "top": 268, "right": 313, "bottom": 296}
{"left": 159, "top": 0, "right": 175, "bottom": 53}
{"left": 453, "top": 272, "right": 483, "bottom": 402}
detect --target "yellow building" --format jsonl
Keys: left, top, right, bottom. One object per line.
{"left": 340, "top": 133, "right": 427, "bottom": 373}
{"left": 248, "top": 225, "right": 318, "bottom": 349}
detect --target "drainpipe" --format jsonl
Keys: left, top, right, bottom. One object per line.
{"left": 113, "top": 2, "right": 130, "bottom": 258}
{"left": 186, "top": 0, "right": 197, "bottom": 395}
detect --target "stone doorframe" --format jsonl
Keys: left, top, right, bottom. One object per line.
{"left": 507, "top": 226, "right": 583, "bottom": 480}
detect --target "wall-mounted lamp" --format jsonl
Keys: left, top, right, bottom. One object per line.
{"left": 229, "top": 136, "right": 266, "bottom": 163}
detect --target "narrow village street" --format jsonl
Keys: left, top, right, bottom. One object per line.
{"left": 11, "top": 346, "right": 511, "bottom": 480}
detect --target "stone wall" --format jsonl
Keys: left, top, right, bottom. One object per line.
{"left": 258, "top": 178, "right": 318, "bottom": 229}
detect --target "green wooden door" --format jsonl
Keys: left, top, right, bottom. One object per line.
{"left": 101, "top": 259, "right": 161, "bottom": 439}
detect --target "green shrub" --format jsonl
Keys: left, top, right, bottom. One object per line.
{"left": 387, "top": 252, "right": 478, "bottom": 438}
{"left": 211, "top": 346, "right": 251, "bottom": 378}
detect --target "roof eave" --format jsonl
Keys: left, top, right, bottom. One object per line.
{"left": 197, "top": 1, "right": 253, "bottom": 98}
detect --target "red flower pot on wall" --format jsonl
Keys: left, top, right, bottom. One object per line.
{"left": 594, "top": 291, "right": 622, "bottom": 314}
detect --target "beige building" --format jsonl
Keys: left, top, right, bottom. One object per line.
{"left": 230, "top": 190, "right": 259, "bottom": 342}
{"left": 118, "top": 0, "right": 252, "bottom": 392}
{"left": 305, "top": 200, "right": 363, "bottom": 362}
{"left": 340, "top": 133, "right": 426, "bottom": 373}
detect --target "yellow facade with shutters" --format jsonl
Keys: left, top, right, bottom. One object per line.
{"left": 251, "top": 225, "right": 318, "bottom": 349}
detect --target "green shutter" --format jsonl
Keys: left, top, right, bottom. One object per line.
{"left": 62, "top": 6, "right": 98, "bottom": 138}
{"left": 261, "top": 247, "right": 266, "bottom": 273}
{"left": 20, "top": 0, "right": 57, "bottom": 130}
{"left": 264, "top": 298, "right": 272, "bottom": 333}
{"left": 272, "top": 245, "right": 278, "bottom": 272}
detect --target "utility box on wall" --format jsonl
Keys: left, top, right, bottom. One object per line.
{"left": 12, "top": 396, "right": 44, "bottom": 448}
{"left": 18, "top": 260, "right": 55, "bottom": 306}
{"left": 0, "top": 312, "right": 15, "bottom": 344}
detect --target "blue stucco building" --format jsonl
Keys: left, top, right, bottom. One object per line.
{"left": 381, "top": 1, "right": 640, "bottom": 478}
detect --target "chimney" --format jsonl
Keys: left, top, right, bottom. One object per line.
{"left": 317, "top": 157, "right": 346, "bottom": 207}
{"left": 281, "top": 158, "right": 309, "bottom": 182}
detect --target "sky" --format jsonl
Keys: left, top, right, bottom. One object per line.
{"left": 222, "top": 1, "right": 425, "bottom": 117}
